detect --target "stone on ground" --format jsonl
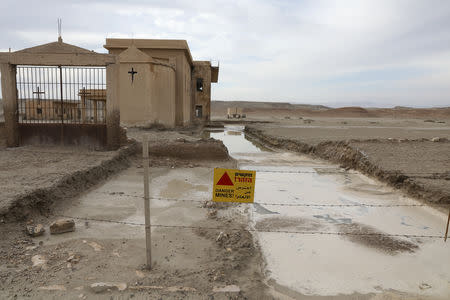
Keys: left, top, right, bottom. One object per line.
{"left": 38, "top": 285, "right": 66, "bottom": 291}
{"left": 31, "top": 255, "right": 47, "bottom": 269}
{"left": 213, "top": 285, "right": 241, "bottom": 293}
{"left": 50, "top": 219, "right": 75, "bottom": 234}
{"left": 26, "top": 224, "right": 45, "bottom": 237}
{"left": 90, "top": 282, "right": 127, "bottom": 293}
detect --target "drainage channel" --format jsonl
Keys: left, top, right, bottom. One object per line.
{"left": 210, "top": 124, "right": 450, "bottom": 299}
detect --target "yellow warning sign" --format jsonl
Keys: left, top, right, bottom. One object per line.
{"left": 213, "top": 168, "right": 256, "bottom": 203}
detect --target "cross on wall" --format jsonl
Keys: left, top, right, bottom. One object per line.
{"left": 128, "top": 67, "right": 138, "bottom": 83}
{"left": 33, "top": 86, "right": 45, "bottom": 104}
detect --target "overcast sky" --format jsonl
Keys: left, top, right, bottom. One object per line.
{"left": 1, "top": 0, "right": 449, "bottom": 107}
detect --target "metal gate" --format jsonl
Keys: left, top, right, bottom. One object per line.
{"left": 16, "top": 66, "right": 106, "bottom": 124}
{"left": 15, "top": 66, "right": 107, "bottom": 146}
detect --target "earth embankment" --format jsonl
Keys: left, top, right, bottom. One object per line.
{"left": 245, "top": 125, "right": 450, "bottom": 205}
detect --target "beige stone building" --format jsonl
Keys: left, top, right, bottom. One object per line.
{"left": 0, "top": 37, "right": 218, "bottom": 148}
{"left": 104, "top": 39, "right": 219, "bottom": 127}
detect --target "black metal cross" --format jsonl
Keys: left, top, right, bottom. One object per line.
{"left": 33, "top": 86, "right": 45, "bottom": 104}
{"left": 128, "top": 67, "right": 138, "bottom": 83}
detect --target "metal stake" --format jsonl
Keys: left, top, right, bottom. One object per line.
{"left": 445, "top": 207, "right": 450, "bottom": 242}
{"left": 143, "top": 134, "right": 152, "bottom": 268}
{"left": 58, "top": 65, "right": 64, "bottom": 145}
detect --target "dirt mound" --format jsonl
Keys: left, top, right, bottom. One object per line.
{"left": 319, "top": 106, "right": 375, "bottom": 117}
{"left": 1, "top": 143, "right": 138, "bottom": 221}
{"left": 337, "top": 223, "right": 418, "bottom": 255}
{"left": 255, "top": 216, "right": 322, "bottom": 232}
{"left": 245, "top": 126, "right": 450, "bottom": 205}
{"left": 331, "top": 106, "right": 369, "bottom": 114}
{"left": 149, "top": 138, "right": 230, "bottom": 160}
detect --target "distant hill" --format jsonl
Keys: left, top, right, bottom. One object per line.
{"left": 212, "top": 100, "right": 329, "bottom": 112}
{"left": 211, "top": 100, "right": 450, "bottom": 119}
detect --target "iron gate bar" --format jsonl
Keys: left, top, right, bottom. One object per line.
{"left": 16, "top": 66, "right": 107, "bottom": 125}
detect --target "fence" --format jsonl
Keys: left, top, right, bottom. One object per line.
{"left": 53, "top": 193, "right": 449, "bottom": 240}
{"left": 16, "top": 66, "right": 107, "bottom": 124}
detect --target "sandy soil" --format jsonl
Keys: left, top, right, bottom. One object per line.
{"left": 213, "top": 126, "right": 449, "bottom": 299}
{"left": 349, "top": 141, "right": 450, "bottom": 201}
{"left": 220, "top": 103, "right": 450, "bottom": 206}
{"left": 0, "top": 128, "right": 232, "bottom": 221}
{"left": 0, "top": 127, "right": 269, "bottom": 299}
{"left": 1, "top": 101, "right": 449, "bottom": 298}
{"left": 243, "top": 118, "right": 450, "bottom": 145}
{"left": 246, "top": 126, "right": 450, "bottom": 205}
{"left": 0, "top": 145, "right": 135, "bottom": 220}
{"left": 0, "top": 159, "right": 268, "bottom": 299}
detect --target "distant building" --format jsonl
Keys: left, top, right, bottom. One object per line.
{"left": 21, "top": 89, "right": 106, "bottom": 123}
{"left": 23, "top": 99, "right": 79, "bottom": 121}
{"left": 227, "top": 107, "right": 245, "bottom": 119}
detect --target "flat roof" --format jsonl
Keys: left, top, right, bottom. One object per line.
{"left": 104, "top": 38, "right": 193, "bottom": 66}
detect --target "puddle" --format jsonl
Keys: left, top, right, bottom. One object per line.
{"left": 253, "top": 203, "right": 279, "bottom": 215}
{"left": 207, "top": 125, "right": 263, "bottom": 156}
{"left": 312, "top": 214, "right": 352, "bottom": 225}
{"left": 211, "top": 125, "right": 450, "bottom": 298}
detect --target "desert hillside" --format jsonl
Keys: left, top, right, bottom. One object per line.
{"left": 212, "top": 100, "right": 450, "bottom": 119}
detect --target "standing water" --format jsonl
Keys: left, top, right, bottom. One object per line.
{"left": 211, "top": 125, "right": 450, "bottom": 299}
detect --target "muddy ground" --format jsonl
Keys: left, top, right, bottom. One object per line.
{"left": 1, "top": 102, "right": 449, "bottom": 299}
{"left": 238, "top": 110, "right": 450, "bottom": 207}
{"left": 0, "top": 164, "right": 268, "bottom": 299}
{"left": 242, "top": 117, "right": 450, "bottom": 145}
{"left": 0, "top": 144, "right": 136, "bottom": 220}
{"left": 0, "top": 128, "right": 271, "bottom": 299}
{"left": 0, "top": 128, "right": 232, "bottom": 221}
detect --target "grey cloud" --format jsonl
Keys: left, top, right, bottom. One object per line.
{"left": 0, "top": 0, "right": 449, "bottom": 106}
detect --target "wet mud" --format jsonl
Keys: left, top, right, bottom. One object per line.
{"left": 0, "top": 162, "right": 268, "bottom": 299}
{"left": 212, "top": 125, "right": 450, "bottom": 298}
{"left": 1, "top": 143, "right": 138, "bottom": 221}
{"left": 337, "top": 222, "right": 419, "bottom": 255}
{"left": 245, "top": 126, "right": 450, "bottom": 205}
{"left": 148, "top": 138, "right": 230, "bottom": 160}
{"left": 255, "top": 216, "right": 322, "bottom": 232}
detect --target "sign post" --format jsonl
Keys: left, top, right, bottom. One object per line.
{"left": 445, "top": 207, "right": 450, "bottom": 242}
{"left": 213, "top": 168, "right": 256, "bottom": 203}
{"left": 143, "top": 135, "right": 152, "bottom": 268}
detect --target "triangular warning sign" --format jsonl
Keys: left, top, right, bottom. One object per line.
{"left": 217, "top": 172, "right": 234, "bottom": 186}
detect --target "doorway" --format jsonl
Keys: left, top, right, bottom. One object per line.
{"left": 195, "top": 105, "right": 203, "bottom": 118}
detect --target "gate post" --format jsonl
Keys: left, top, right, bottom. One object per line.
{"left": 0, "top": 63, "right": 19, "bottom": 147}
{"left": 106, "top": 62, "right": 120, "bottom": 150}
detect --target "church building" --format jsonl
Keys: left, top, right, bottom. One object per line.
{"left": 104, "top": 38, "right": 219, "bottom": 127}
{"left": 0, "top": 37, "right": 218, "bottom": 149}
